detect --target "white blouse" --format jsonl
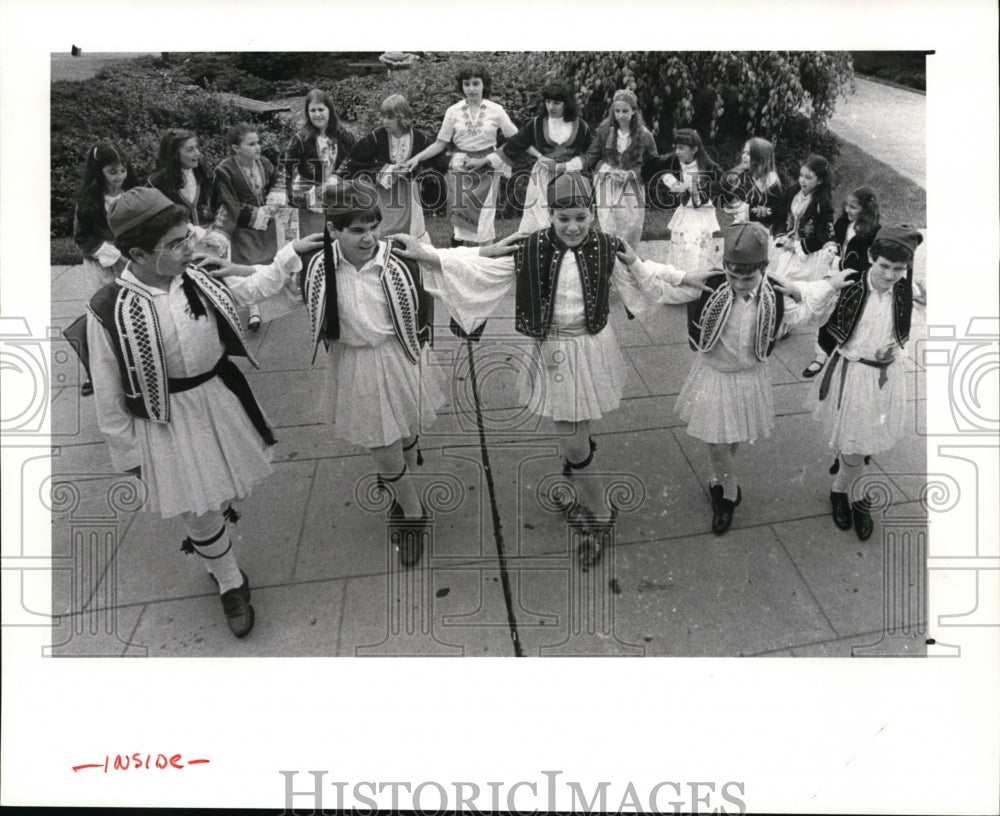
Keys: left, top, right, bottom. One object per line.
{"left": 546, "top": 116, "right": 573, "bottom": 145}
{"left": 179, "top": 168, "right": 198, "bottom": 206}
{"left": 437, "top": 99, "right": 518, "bottom": 153}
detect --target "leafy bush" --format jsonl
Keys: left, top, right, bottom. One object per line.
{"left": 527, "top": 51, "right": 855, "bottom": 150}
{"left": 50, "top": 61, "right": 297, "bottom": 238}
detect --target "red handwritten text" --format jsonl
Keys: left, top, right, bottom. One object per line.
{"left": 72, "top": 754, "right": 210, "bottom": 772}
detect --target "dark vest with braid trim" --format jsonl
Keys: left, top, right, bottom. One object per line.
{"left": 687, "top": 273, "right": 786, "bottom": 359}
{"left": 88, "top": 268, "right": 254, "bottom": 423}
{"left": 823, "top": 269, "right": 912, "bottom": 348}
{"left": 513, "top": 228, "right": 621, "bottom": 339}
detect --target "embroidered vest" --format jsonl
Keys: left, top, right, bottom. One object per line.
{"left": 687, "top": 273, "right": 786, "bottom": 361}
{"left": 88, "top": 268, "right": 255, "bottom": 423}
{"left": 513, "top": 228, "right": 619, "bottom": 339}
{"left": 824, "top": 271, "right": 912, "bottom": 348}
{"left": 299, "top": 239, "right": 433, "bottom": 365}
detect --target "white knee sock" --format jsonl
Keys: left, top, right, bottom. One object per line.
{"left": 183, "top": 511, "right": 243, "bottom": 595}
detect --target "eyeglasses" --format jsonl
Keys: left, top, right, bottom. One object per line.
{"left": 155, "top": 226, "right": 197, "bottom": 258}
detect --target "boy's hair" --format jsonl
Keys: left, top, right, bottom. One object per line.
{"left": 328, "top": 207, "right": 382, "bottom": 232}
{"left": 302, "top": 88, "right": 339, "bottom": 136}
{"left": 455, "top": 64, "right": 492, "bottom": 97}
{"left": 869, "top": 238, "right": 913, "bottom": 265}
{"left": 226, "top": 122, "right": 256, "bottom": 148}
{"left": 114, "top": 204, "right": 190, "bottom": 258}
{"left": 724, "top": 260, "right": 768, "bottom": 277}
{"left": 379, "top": 94, "right": 413, "bottom": 130}
{"left": 539, "top": 80, "right": 577, "bottom": 121}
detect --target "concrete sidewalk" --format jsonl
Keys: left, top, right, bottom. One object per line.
{"left": 827, "top": 76, "right": 926, "bottom": 189}
{"left": 47, "top": 236, "right": 930, "bottom": 658}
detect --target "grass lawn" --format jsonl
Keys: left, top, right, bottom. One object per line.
{"left": 831, "top": 139, "right": 926, "bottom": 228}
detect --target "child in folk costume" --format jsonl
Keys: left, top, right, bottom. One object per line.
{"left": 493, "top": 80, "right": 593, "bottom": 233}
{"left": 85, "top": 188, "right": 323, "bottom": 637}
{"left": 345, "top": 94, "right": 434, "bottom": 243}
{"left": 722, "top": 137, "right": 783, "bottom": 234}
{"left": 211, "top": 123, "right": 281, "bottom": 332}
{"left": 148, "top": 129, "right": 218, "bottom": 230}
{"left": 652, "top": 128, "right": 725, "bottom": 273}
{"left": 72, "top": 142, "right": 141, "bottom": 395}
{"left": 392, "top": 173, "right": 710, "bottom": 565}
{"left": 290, "top": 181, "right": 446, "bottom": 567}
{"left": 637, "top": 221, "right": 853, "bottom": 534}
{"left": 801, "top": 186, "right": 881, "bottom": 378}
{"left": 581, "top": 89, "right": 658, "bottom": 252}
{"left": 403, "top": 63, "right": 518, "bottom": 246}
{"left": 771, "top": 154, "right": 838, "bottom": 283}
{"left": 806, "top": 226, "right": 922, "bottom": 541}
{"left": 284, "top": 88, "right": 358, "bottom": 237}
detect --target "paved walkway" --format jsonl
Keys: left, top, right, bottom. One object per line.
{"left": 47, "top": 236, "right": 929, "bottom": 658}
{"left": 827, "top": 76, "right": 926, "bottom": 189}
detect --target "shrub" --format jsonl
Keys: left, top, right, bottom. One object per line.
{"left": 529, "top": 51, "right": 855, "bottom": 149}
{"left": 50, "top": 62, "right": 295, "bottom": 238}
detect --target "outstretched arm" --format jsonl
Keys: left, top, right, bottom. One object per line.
{"left": 391, "top": 232, "right": 521, "bottom": 334}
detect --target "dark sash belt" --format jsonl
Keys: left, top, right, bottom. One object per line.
{"left": 169, "top": 357, "right": 277, "bottom": 446}
{"left": 818, "top": 350, "right": 893, "bottom": 408}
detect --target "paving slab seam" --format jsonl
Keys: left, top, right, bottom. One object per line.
{"left": 290, "top": 459, "right": 321, "bottom": 580}
{"left": 751, "top": 625, "right": 930, "bottom": 657}
{"left": 767, "top": 523, "right": 841, "bottom": 638}
{"left": 334, "top": 574, "right": 350, "bottom": 656}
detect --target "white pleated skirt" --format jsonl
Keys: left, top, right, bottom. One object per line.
{"left": 769, "top": 245, "right": 835, "bottom": 282}
{"left": 517, "top": 160, "right": 555, "bottom": 234}
{"left": 322, "top": 338, "right": 447, "bottom": 449}
{"left": 805, "top": 355, "right": 907, "bottom": 455}
{"left": 593, "top": 170, "right": 646, "bottom": 251}
{"left": 136, "top": 377, "right": 275, "bottom": 519}
{"left": 516, "top": 327, "right": 627, "bottom": 423}
{"left": 676, "top": 355, "right": 775, "bottom": 443}
{"left": 666, "top": 206, "right": 723, "bottom": 274}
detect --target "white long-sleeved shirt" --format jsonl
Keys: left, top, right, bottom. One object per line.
{"left": 87, "top": 242, "right": 300, "bottom": 470}
{"left": 422, "top": 245, "right": 695, "bottom": 335}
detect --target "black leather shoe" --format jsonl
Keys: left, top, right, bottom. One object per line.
{"left": 712, "top": 487, "right": 742, "bottom": 535}
{"left": 395, "top": 507, "right": 428, "bottom": 568}
{"left": 852, "top": 498, "right": 874, "bottom": 541}
{"left": 209, "top": 569, "right": 250, "bottom": 601}
{"left": 220, "top": 573, "right": 255, "bottom": 638}
{"left": 829, "top": 491, "right": 853, "bottom": 530}
{"left": 710, "top": 483, "right": 723, "bottom": 514}
{"left": 802, "top": 360, "right": 825, "bottom": 378}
